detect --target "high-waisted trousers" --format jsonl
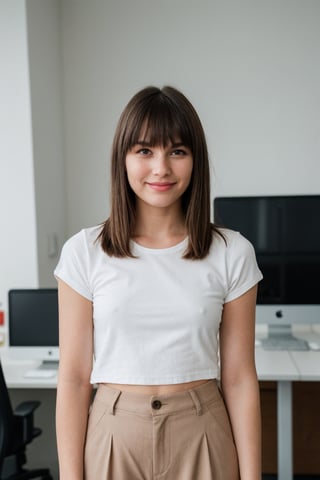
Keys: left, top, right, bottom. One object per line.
{"left": 84, "top": 379, "right": 239, "bottom": 479}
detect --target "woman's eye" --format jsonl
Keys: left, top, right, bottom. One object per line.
{"left": 137, "top": 148, "right": 152, "bottom": 155}
{"left": 171, "top": 149, "right": 187, "bottom": 156}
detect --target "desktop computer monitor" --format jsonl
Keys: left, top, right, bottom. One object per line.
{"left": 213, "top": 195, "right": 320, "bottom": 331}
{"left": 8, "top": 288, "right": 59, "bottom": 365}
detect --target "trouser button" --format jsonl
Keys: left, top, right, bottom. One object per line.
{"left": 152, "top": 399, "right": 162, "bottom": 410}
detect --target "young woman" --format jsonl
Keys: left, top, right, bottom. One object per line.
{"left": 55, "top": 86, "right": 263, "bottom": 480}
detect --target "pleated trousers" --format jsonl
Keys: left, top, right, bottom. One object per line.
{"left": 84, "top": 379, "right": 239, "bottom": 480}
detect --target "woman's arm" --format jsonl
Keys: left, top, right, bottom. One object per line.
{"left": 56, "top": 279, "right": 94, "bottom": 480}
{"left": 219, "top": 285, "right": 261, "bottom": 480}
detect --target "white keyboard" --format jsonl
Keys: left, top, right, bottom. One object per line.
{"left": 23, "top": 369, "right": 57, "bottom": 379}
{"left": 261, "top": 337, "right": 309, "bottom": 351}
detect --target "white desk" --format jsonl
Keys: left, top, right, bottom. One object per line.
{"left": 2, "top": 341, "right": 320, "bottom": 480}
{"left": 290, "top": 350, "right": 320, "bottom": 380}
{"left": 255, "top": 347, "right": 299, "bottom": 480}
{"left": 1, "top": 359, "right": 58, "bottom": 389}
{"left": 255, "top": 348, "right": 300, "bottom": 381}
{"left": 255, "top": 332, "right": 320, "bottom": 480}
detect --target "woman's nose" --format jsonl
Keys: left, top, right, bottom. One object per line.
{"left": 152, "top": 153, "right": 171, "bottom": 176}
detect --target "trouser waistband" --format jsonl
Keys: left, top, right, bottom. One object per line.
{"left": 95, "top": 379, "right": 220, "bottom": 417}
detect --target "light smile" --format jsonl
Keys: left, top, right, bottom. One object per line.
{"left": 146, "top": 182, "right": 176, "bottom": 192}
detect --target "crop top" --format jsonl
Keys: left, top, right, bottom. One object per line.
{"left": 54, "top": 226, "right": 262, "bottom": 385}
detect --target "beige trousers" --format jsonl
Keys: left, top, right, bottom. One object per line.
{"left": 84, "top": 380, "right": 239, "bottom": 479}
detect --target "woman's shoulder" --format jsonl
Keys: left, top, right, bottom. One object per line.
{"left": 211, "top": 227, "right": 255, "bottom": 256}
{"left": 212, "top": 226, "right": 244, "bottom": 244}
{"left": 61, "top": 224, "right": 103, "bottom": 253}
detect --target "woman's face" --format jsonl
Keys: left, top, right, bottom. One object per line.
{"left": 125, "top": 140, "right": 193, "bottom": 211}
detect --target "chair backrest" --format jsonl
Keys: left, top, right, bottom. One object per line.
{"left": 0, "top": 360, "right": 14, "bottom": 463}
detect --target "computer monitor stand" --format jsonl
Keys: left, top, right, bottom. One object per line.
{"left": 262, "top": 324, "right": 309, "bottom": 350}
{"left": 38, "top": 360, "right": 59, "bottom": 370}
{"left": 267, "top": 324, "right": 297, "bottom": 340}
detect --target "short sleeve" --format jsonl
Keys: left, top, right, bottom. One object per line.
{"left": 54, "top": 230, "right": 92, "bottom": 300}
{"left": 224, "top": 231, "right": 263, "bottom": 303}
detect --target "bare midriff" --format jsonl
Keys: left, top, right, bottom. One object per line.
{"left": 101, "top": 378, "right": 211, "bottom": 395}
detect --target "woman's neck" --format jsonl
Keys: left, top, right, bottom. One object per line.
{"left": 132, "top": 204, "right": 187, "bottom": 249}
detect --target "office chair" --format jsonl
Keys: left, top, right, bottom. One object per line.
{"left": 0, "top": 360, "right": 53, "bottom": 480}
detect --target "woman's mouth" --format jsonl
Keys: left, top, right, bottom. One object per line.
{"left": 146, "top": 182, "right": 176, "bottom": 192}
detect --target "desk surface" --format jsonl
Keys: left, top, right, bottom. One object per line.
{"left": 256, "top": 331, "right": 320, "bottom": 382}
{"left": 255, "top": 349, "right": 300, "bottom": 381}
{"left": 290, "top": 350, "right": 320, "bottom": 381}
{"left": 2, "top": 339, "right": 320, "bottom": 389}
{"left": 2, "top": 359, "right": 58, "bottom": 389}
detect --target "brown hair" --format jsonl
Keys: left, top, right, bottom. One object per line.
{"left": 98, "top": 85, "right": 223, "bottom": 259}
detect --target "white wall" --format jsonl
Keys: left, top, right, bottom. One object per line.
{"left": 0, "top": 0, "right": 38, "bottom": 315}
{"left": 26, "top": 0, "right": 66, "bottom": 286}
{"left": 61, "top": 0, "right": 320, "bottom": 236}
{"left": 0, "top": 0, "right": 65, "bottom": 321}
{"left": 0, "top": 0, "right": 65, "bottom": 306}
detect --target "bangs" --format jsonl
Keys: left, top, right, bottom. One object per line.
{"left": 124, "top": 96, "right": 193, "bottom": 150}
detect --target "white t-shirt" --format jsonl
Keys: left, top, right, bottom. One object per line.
{"left": 54, "top": 226, "right": 262, "bottom": 385}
